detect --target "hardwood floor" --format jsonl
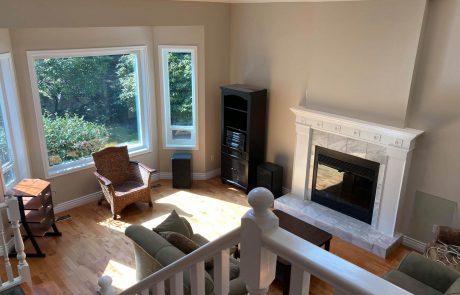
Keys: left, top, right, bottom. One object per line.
{"left": 1, "top": 178, "right": 411, "bottom": 294}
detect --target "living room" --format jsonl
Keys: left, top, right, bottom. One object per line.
{"left": 0, "top": 0, "right": 459, "bottom": 294}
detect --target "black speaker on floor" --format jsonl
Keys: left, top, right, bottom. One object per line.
{"left": 172, "top": 153, "right": 192, "bottom": 189}
{"left": 257, "top": 162, "right": 283, "bottom": 199}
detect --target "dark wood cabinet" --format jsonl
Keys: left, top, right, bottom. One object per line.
{"left": 220, "top": 84, "right": 267, "bottom": 192}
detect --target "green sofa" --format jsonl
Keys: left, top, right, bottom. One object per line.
{"left": 385, "top": 252, "right": 460, "bottom": 295}
{"left": 125, "top": 219, "right": 247, "bottom": 295}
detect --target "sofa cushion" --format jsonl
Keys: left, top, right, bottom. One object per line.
{"left": 153, "top": 210, "right": 191, "bottom": 238}
{"left": 126, "top": 225, "right": 214, "bottom": 295}
{"left": 157, "top": 231, "right": 214, "bottom": 270}
{"left": 445, "top": 278, "right": 460, "bottom": 295}
{"left": 385, "top": 270, "right": 443, "bottom": 295}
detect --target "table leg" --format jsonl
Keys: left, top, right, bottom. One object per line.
{"left": 282, "top": 264, "right": 291, "bottom": 295}
{"left": 325, "top": 240, "right": 331, "bottom": 251}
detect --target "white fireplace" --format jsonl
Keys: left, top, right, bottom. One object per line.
{"left": 275, "top": 106, "right": 423, "bottom": 257}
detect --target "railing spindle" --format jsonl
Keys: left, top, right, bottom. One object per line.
{"left": 190, "top": 261, "right": 205, "bottom": 295}
{"left": 213, "top": 249, "right": 230, "bottom": 295}
{"left": 289, "top": 265, "right": 310, "bottom": 295}
{"left": 240, "top": 187, "right": 278, "bottom": 295}
{"left": 0, "top": 210, "right": 14, "bottom": 282}
{"left": 169, "top": 272, "right": 183, "bottom": 295}
{"left": 5, "top": 197, "right": 31, "bottom": 287}
{"left": 152, "top": 281, "right": 165, "bottom": 295}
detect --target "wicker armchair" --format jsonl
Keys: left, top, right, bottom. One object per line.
{"left": 92, "top": 146, "right": 156, "bottom": 219}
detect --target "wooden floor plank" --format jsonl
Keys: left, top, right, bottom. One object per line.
{"left": 0, "top": 178, "right": 410, "bottom": 294}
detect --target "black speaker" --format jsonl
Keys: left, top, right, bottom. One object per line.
{"left": 172, "top": 153, "right": 192, "bottom": 189}
{"left": 257, "top": 162, "right": 283, "bottom": 199}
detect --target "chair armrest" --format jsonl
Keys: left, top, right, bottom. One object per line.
{"left": 398, "top": 252, "right": 460, "bottom": 292}
{"left": 94, "top": 171, "right": 112, "bottom": 187}
{"left": 131, "top": 161, "right": 156, "bottom": 173}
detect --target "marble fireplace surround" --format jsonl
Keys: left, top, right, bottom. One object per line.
{"left": 274, "top": 106, "right": 423, "bottom": 257}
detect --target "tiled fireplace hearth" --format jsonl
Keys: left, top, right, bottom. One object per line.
{"left": 274, "top": 106, "right": 423, "bottom": 257}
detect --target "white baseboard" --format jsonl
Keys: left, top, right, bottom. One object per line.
{"left": 158, "top": 168, "right": 221, "bottom": 181}
{"left": 53, "top": 169, "right": 221, "bottom": 213}
{"left": 402, "top": 235, "right": 426, "bottom": 253}
{"left": 54, "top": 191, "right": 102, "bottom": 214}
{"left": 0, "top": 238, "right": 15, "bottom": 257}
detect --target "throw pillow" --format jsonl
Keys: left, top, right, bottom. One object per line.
{"left": 157, "top": 231, "right": 214, "bottom": 269}
{"left": 153, "top": 210, "right": 191, "bottom": 238}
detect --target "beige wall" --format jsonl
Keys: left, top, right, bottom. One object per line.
{"left": 0, "top": 0, "right": 230, "bottom": 204}
{"left": 9, "top": 27, "right": 158, "bottom": 204}
{"left": 0, "top": 29, "right": 11, "bottom": 53}
{"left": 153, "top": 26, "right": 207, "bottom": 173}
{"left": 402, "top": 0, "right": 460, "bottom": 241}
{"left": 230, "top": 0, "right": 426, "bottom": 188}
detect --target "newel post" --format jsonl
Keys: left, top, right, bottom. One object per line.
{"left": 98, "top": 275, "right": 117, "bottom": 295}
{"left": 240, "top": 187, "right": 279, "bottom": 295}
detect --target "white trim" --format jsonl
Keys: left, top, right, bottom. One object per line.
{"left": 26, "top": 46, "right": 152, "bottom": 178}
{"left": 158, "top": 45, "right": 198, "bottom": 150}
{"left": 0, "top": 53, "right": 31, "bottom": 189}
{"left": 402, "top": 235, "right": 427, "bottom": 253}
{"left": 54, "top": 191, "right": 103, "bottom": 214}
{"left": 52, "top": 169, "right": 220, "bottom": 213}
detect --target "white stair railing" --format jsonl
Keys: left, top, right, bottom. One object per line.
{"left": 99, "top": 187, "right": 412, "bottom": 295}
{"left": 0, "top": 196, "right": 31, "bottom": 292}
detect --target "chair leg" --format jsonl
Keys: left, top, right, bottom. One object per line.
{"left": 112, "top": 214, "right": 118, "bottom": 220}
{"left": 148, "top": 201, "right": 153, "bottom": 208}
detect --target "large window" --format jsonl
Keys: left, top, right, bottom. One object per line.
{"left": 159, "top": 46, "right": 198, "bottom": 149}
{"left": 0, "top": 53, "right": 29, "bottom": 188}
{"left": 28, "top": 47, "right": 151, "bottom": 177}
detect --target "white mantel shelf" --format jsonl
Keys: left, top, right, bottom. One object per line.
{"left": 291, "top": 106, "right": 423, "bottom": 150}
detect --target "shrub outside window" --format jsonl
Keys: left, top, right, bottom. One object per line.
{"left": 27, "top": 47, "right": 151, "bottom": 177}
{"left": 159, "top": 46, "right": 198, "bottom": 149}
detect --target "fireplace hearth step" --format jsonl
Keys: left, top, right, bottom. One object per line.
{"left": 274, "top": 194, "right": 402, "bottom": 258}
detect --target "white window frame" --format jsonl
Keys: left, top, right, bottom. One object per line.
{"left": 158, "top": 46, "right": 198, "bottom": 149}
{"left": 0, "top": 53, "right": 30, "bottom": 189}
{"left": 27, "top": 46, "right": 152, "bottom": 178}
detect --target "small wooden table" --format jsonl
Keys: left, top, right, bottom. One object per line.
{"left": 273, "top": 209, "right": 332, "bottom": 295}
{"left": 9, "top": 179, "right": 61, "bottom": 257}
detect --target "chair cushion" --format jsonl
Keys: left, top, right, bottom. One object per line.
{"left": 385, "top": 270, "right": 443, "bottom": 295}
{"left": 92, "top": 146, "right": 130, "bottom": 185}
{"left": 114, "top": 181, "right": 146, "bottom": 197}
{"left": 153, "top": 210, "right": 192, "bottom": 238}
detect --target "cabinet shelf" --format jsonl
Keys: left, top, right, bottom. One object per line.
{"left": 221, "top": 85, "right": 267, "bottom": 192}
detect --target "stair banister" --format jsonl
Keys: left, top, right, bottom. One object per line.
{"left": 240, "top": 187, "right": 278, "bottom": 295}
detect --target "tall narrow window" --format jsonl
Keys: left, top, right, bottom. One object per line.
{"left": 159, "top": 46, "right": 198, "bottom": 149}
{"left": 0, "top": 53, "right": 29, "bottom": 188}
{"left": 28, "top": 47, "right": 151, "bottom": 177}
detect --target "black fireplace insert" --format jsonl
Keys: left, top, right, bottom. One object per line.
{"left": 311, "top": 146, "right": 380, "bottom": 224}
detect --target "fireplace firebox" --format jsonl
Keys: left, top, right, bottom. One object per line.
{"left": 311, "top": 146, "right": 380, "bottom": 224}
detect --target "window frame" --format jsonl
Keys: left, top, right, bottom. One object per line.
{"left": 27, "top": 46, "right": 152, "bottom": 178}
{"left": 158, "top": 45, "right": 198, "bottom": 150}
{"left": 0, "top": 53, "right": 30, "bottom": 189}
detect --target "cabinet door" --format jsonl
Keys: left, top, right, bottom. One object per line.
{"left": 221, "top": 154, "right": 248, "bottom": 189}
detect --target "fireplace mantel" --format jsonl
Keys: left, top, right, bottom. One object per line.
{"left": 289, "top": 106, "right": 423, "bottom": 238}
{"left": 291, "top": 106, "right": 423, "bottom": 150}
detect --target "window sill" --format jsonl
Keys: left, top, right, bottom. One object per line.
{"left": 45, "top": 146, "right": 152, "bottom": 179}
{"left": 163, "top": 144, "right": 198, "bottom": 151}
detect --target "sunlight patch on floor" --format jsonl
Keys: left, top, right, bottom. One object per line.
{"left": 155, "top": 191, "right": 250, "bottom": 241}
{"left": 97, "top": 218, "right": 131, "bottom": 233}
{"left": 103, "top": 259, "right": 137, "bottom": 291}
